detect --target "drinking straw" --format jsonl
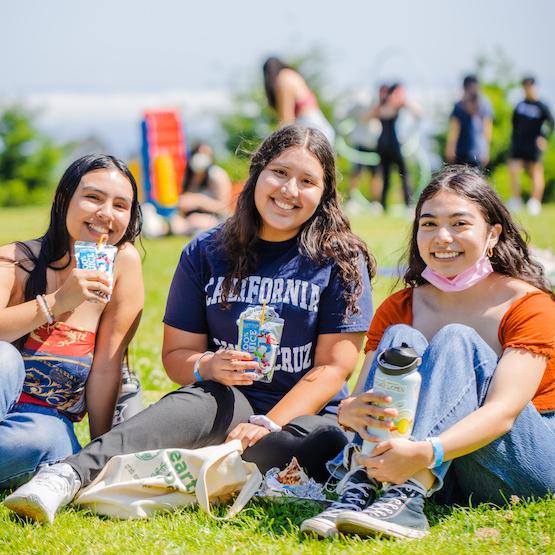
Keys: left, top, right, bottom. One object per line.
{"left": 97, "top": 234, "right": 108, "bottom": 248}
{"left": 260, "top": 301, "right": 267, "bottom": 327}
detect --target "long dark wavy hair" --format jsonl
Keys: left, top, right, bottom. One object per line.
{"left": 403, "top": 165, "right": 553, "bottom": 296}
{"left": 263, "top": 56, "right": 292, "bottom": 110}
{"left": 16, "top": 154, "right": 142, "bottom": 307}
{"left": 216, "top": 125, "right": 376, "bottom": 315}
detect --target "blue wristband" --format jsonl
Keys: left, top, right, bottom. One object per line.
{"left": 193, "top": 351, "right": 212, "bottom": 383}
{"left": 426, "top": 437, "right": 444, "bottom": 468}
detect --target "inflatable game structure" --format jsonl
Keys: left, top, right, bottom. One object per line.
{"left": 139, "top": 109, "right": 187, "bottom": 218}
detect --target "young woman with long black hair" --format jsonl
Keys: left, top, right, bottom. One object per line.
{"left": 0, "top": 155, "right": 144, "bottom": 490}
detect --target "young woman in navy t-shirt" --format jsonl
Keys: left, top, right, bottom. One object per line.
{"left": 5, "top": 125, "right": 375, "bottom": 523}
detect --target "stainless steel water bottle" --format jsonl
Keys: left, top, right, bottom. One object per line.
{"left": 361, "top": 343, "right": 422, "bottom": 455}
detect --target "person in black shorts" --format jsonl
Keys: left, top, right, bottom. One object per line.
{"left": 508, "top": 77, "right": 554, "bottom": 215}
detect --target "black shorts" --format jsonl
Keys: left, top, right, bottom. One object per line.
{"left": 510, "top": 143, "right": 542, "bottom": 163}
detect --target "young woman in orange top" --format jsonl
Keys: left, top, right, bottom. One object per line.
{"left": 302, "top": 165, "right": 555, "bottom": 540}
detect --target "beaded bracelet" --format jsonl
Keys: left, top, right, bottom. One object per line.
{"left": 36, "top": 294, "right": 54, "bottom": 325}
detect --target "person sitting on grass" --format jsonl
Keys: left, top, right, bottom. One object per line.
{"left": 170, "top": 143, "right": 233, "bottom": 236}
{"left": 4, "top": 124, "right": 374, "bottom": 523}
{"left": 301, "top": 165, "right": 555, "bottom": 540}
{"left": 0, "top": 155, "right": 144, "bottom": 491}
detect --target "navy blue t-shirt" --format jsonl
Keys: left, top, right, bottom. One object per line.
{"left": 451, "top": 97, "right": 493, "bottom": 163}
{"left": 163, "top": 227, "right": 373, "bottom": 415}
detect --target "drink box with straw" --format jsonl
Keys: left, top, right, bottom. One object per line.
{"left": 236, "top": 303, "right": 284, "bottom": 383}
{"left": 74, "top": 235, "right": 117, "bottom": 300}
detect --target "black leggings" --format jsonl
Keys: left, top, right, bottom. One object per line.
{"left": 379, "top": 149, "right": 412, "bottom": 208}
{"left": 65, "top": 382, "right": 347, "bottom": 486}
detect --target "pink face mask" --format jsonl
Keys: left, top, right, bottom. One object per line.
{"left": 421, "top": 243, "right": 494, "bottom": 292}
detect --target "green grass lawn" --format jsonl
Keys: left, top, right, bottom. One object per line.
{"left": 1, "top": 204, "right": 555, "bottom": 554}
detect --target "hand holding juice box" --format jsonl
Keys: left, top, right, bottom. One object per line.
{"left": 74, "top": 235, "right": 117, "bottom": 300}
{"left": 236, "top": 304, "right": 284, "bottom": 383}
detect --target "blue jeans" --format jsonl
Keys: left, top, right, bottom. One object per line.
{"left": 0, "top": 341, "right": 81, "bottom": 489}
{"left": 329, "top": 324, "right": 555, "bottom": 505}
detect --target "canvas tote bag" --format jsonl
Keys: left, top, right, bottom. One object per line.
{"left": 74, "top": 439, "right": 262, "bottom": 520}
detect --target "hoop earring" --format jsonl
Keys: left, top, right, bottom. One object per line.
{"left": 487, "top": 247, "right": 494, "bottom": 258}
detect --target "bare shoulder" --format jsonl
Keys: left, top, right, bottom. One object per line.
{"left": 0, "top": 242, "right": 17, "bottom": 261}
{"left": 0, "top": 241, "right": 38, "bottom": 304}
{"left": 1, "top": 240, "right": 41, "bottom": 277}
{"left": 276, "top": 68, "right": 302, "bottom": 87}
{"left": 208, "top": 165, "right": 230, "bottom": 182}
{"left": 115, "top": 243, "right": 142, "bottom": 269}
{"left": 113, "top": 243, "right": 142, "bottom": 288}
{"left": 0, "top": 244, "right": 18, "bottom": 291}
{"left": 495, "top": 274, "right": 542, "bottom": 297}
{"left": 2, "top": 239, "right": 40, "bottom": 258}
{"left": 108, "top": 243, "right": 143, "bottom": 308}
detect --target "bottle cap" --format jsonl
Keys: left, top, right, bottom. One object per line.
{"left": 377, "top": 343, "right": 421, "bottom": 375}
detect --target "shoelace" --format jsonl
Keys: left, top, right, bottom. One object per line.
{"left": 365, "top": 485, "right": 413, "bottom": 518}
{"left": 327, "top": 481, "right": 374, "bottom": 513}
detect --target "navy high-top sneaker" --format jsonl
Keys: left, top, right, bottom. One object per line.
{"left": 336, "top": 479, "right": 429, "bottom": 539}
{"left": 300, "top": 468, "right": 378, "bottom": 539}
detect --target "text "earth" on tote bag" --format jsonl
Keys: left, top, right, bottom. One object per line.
{"left": 74, "top": 439, "right": 262, "bottom": 520}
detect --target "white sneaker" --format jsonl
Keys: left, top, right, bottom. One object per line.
{"left": 369, "top": 201, "right": 384, "bottom": 215}
{"left": 3, "top": 463, "right": 81, "bottom": 524}
{"left": 526, "top": 198, "right": 542, "bottom": 216}
{"left": 506, "top": 197, "right": 523, "bottom": 213}
{"left": 343, "top": 198, "right": 363, "bottom": 216}
{"left": 300, "top": 469, "right": 377, "bottom": 539}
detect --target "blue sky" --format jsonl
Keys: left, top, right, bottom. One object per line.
{"left": 3, "top": 0, "right": 553, "bottom": 93}
{"left": 2, "top": 0, "right": 553, "bottom": 155}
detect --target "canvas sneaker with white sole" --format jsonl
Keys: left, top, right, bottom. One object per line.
{"left": 3, "top": 463, "right": 81, "bottom": 524}
{"left": 300, "top": 468, "right": 377, "bottom": 539}
{"left": 336, "top": 479, "right": 429, "bottom": 540}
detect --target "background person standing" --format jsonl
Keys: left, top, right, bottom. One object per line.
{"left": 445, "top": 75, "right": 493, "bottom": 169}
{"left": 263, "top": 57, "right": 335, "bottom": 144}
{"left": 374, "top": 83, "right": 421, "bottom": 211}
{"left": 507, "top": 77, "right": 554, "bottom": 216}
{"left": 344, "top": 85, "right": 388, "bottom": 215}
